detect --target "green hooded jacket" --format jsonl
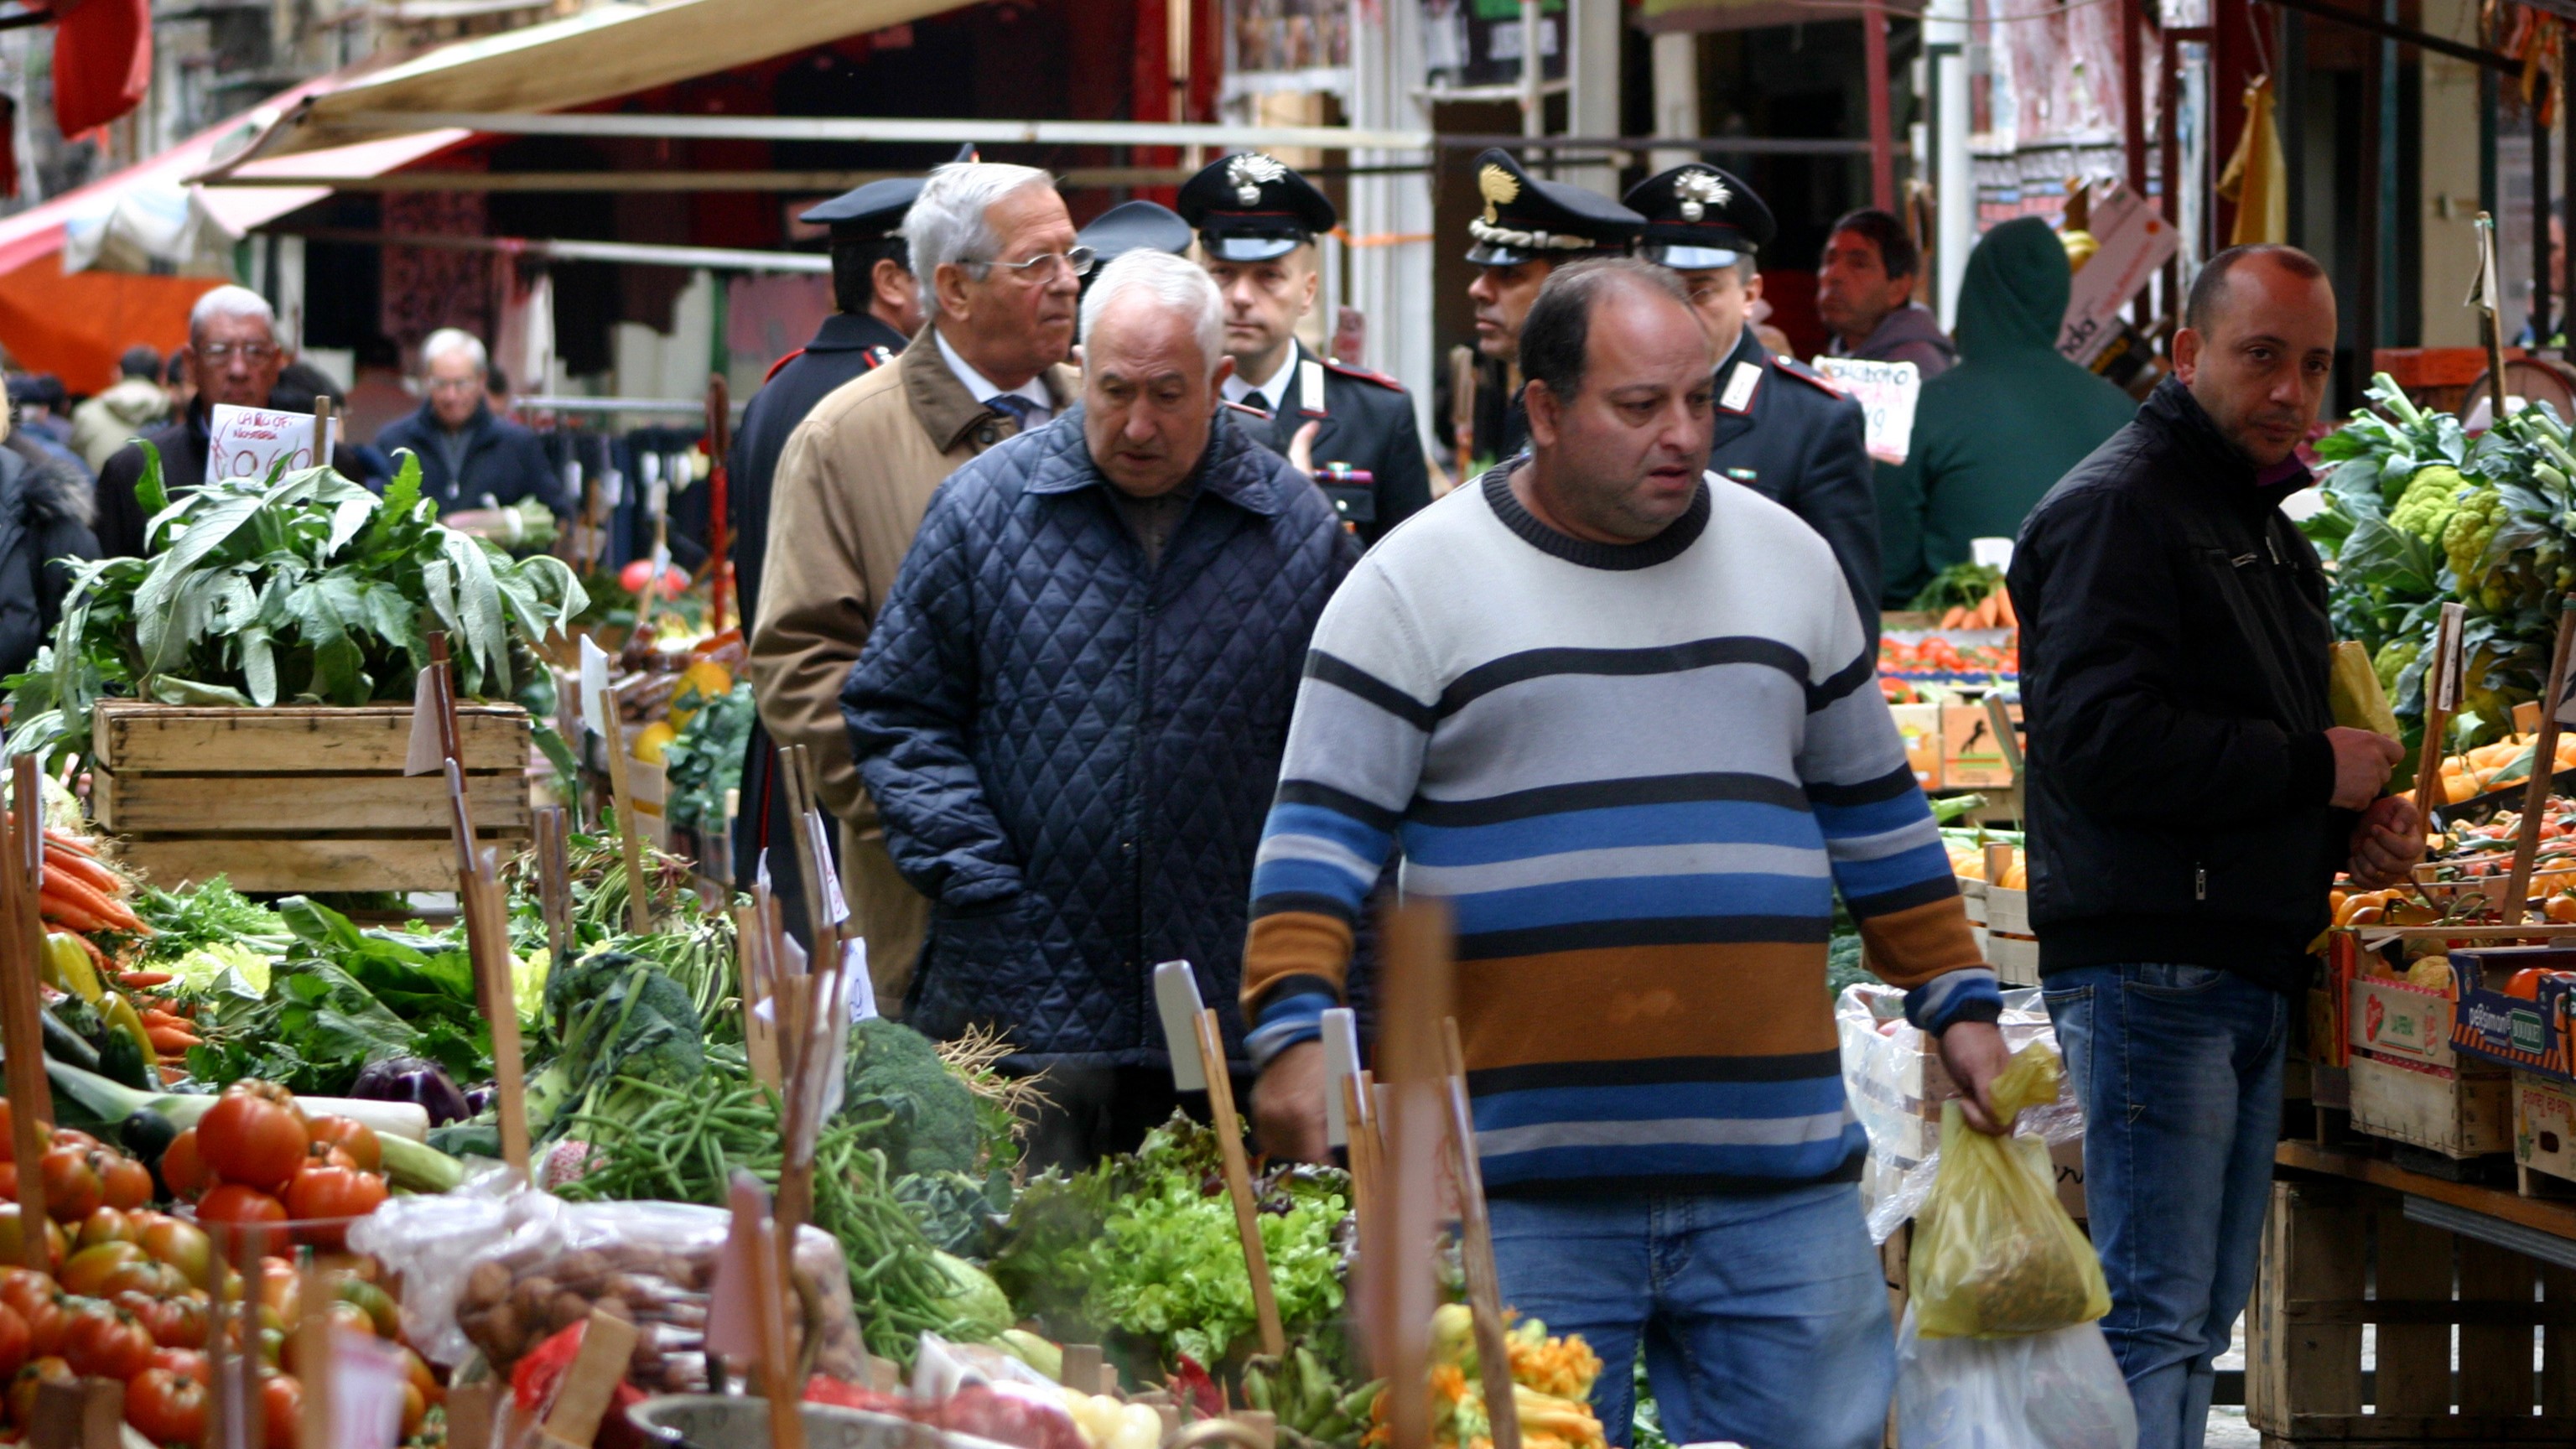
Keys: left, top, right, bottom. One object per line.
{"left": 1877, "top": 216, "right": 2138, "bottom": 605}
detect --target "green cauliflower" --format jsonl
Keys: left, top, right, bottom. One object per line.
{"left": 2373, "top": 638, "right": 2419, "bottom": 697}
{"left": 2389, "top": 465, "right": 2468, "bottom": 543}
{"left": 2444, "top": 486, "right": 2509, "bottom": 589}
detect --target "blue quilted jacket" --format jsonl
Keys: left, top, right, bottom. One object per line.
{"left": 844, "top": 405, "right": 1360, "bottom": 1069}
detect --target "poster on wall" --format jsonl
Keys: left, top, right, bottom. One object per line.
{"left": 1424, "top": 0, "right": 1566, "bottom": 90}
{"left": 1227, "top": 0, "right": 1352, "bottom": 80}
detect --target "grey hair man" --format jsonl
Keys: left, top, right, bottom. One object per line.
{"left": 843, "top": 246, "right": 1358, "bottom": 1170}
{"left": 748, "top": 160, "right": 1088, "bottom": 1011}
{"left": 92, "top": 286, "right": 358, "bottom": 557}
{"left": 374, "top": 327, "right": 570, "bottom": 522}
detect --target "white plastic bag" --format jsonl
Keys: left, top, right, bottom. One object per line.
{"left": 1893, "top": 1304, "right": 2137, "bottom": 1449}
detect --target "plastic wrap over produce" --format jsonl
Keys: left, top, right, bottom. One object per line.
{"left": 352, "top": 1185, "right": 868, "bottom": 1389}
{"left": 1836, "top": 984, "right": 2087, "bottom": 1243}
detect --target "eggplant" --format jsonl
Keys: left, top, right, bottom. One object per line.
{"left": 347, "top": 1057, "right": 470, "bottom": 1127}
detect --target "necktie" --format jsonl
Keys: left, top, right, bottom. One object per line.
{"left": 985, "top": 394, "right": 1041, "bottom": 431}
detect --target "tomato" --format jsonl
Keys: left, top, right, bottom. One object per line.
{"left": 336, "top": 1277, "right": 399, "bottom": 1340}
{"left": 278, "top": 1303, "right": 377, "bottom": 1375}
{"left": 126, "top": 1366, "right": 209, "bottom": 1447}
{"left": 37, "top": 1147, "right": 102, "bottom": 1223}
{"left": 0, "top": 1206, "right": 64, "bottom": 1271}
{"left": 195, "top": 1184, "right": 288, "bottom": 1233}
{"left": 0, "top": 1271, "right": 49, "bottom": 1324}
{"left": 99, "top": 1156, "right": 152, "bottom": 1213}
{"left": 0, "top": 1303, "right": 26, "bottom": 1381}
{"left": 400, "top": 1343, "right": 442, "bottom": 1406}
{"left": 259, "top": 1373, "right": 301, "bottom": 1449}
{"left": 148, "top": 1347, "right": 208, "bottom": 1382}
{"left": 196, "top": 1093, "right": 307, "bottom": 1194}
{"left": 46, "top": 1131, "right": 96, "bottom": 1153}
{"left": 75, "top": 1208, "right": 135, "bottom": 1252}
{"left": 141, "top": 1217, "right": 211, "bottom": 1286}
{"left": 59, "top": 1298, "right": 151, "bottom": 1380}
{"left": 160, "top": 1129, "right": 210, "bottom": 1199}
{"left": 57, "top": 1241, "right": 146, "bottom": 1297}
{"left": 401, "top": 1379, "right": 428, "bottom": 1438}
{"left": 303, "top": 1118, "right": 380, "bottom": 1176}
{"left": 18, "top": 1295, "right": 67, "bottom": 1358}
{"left": 148, "top": 1294, "right": 207, "bottom": 1350}
{"left": 284, "top": 1166, "right": 386, "bottom": 1235}
{"left": 7, "top": 1357, "right": 72, "bottom": 1429}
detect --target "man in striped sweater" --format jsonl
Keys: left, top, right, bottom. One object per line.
{"left": 1239, "top": 260, "right": 2009, "bottom": 1449}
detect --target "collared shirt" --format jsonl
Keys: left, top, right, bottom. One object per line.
{"left": 935, "top": 328, "right": 1053, "bottom": 426}
{"left": 1223, "top": 347, "right": 1298, "bottom": 416}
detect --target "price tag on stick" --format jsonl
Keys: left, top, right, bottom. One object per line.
{"left": 1322, "top": 1008, "right": 1360, "bottom": 1150}
{"left": 1154, "top": 959, "right": 1208, "bottom": 1092}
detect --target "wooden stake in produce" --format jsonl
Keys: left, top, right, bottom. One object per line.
{"left": 1439, "top": 1018, "right": 1521, "bottom": 1449}
{"left": 535, "top": 805, "right": 574, "bottom": 970}
{"left": 594, "top": 679, "right": 653, "bottom": 934}
{"left": 1196, "top": 1006, "right": 1287, "bottom": 1358}
{"left": 779, "top": 743, "right": 839, "bottom": 957}
{"left": 299, "top": 1258, "right": 335, "bottom": 1449}
{"left": 1368, "top": 902, "right": 1455, "bottom": 1449}
{"left": 0, "top": 756, "right": 55, "bottom": 1259}
{"left": 2413, "top": 601, "right": 2470, "bottom": 823}
{"left": 706, "top": 376, "right": 734, "bottom": 634}
{"left": 2504, "top": 596, "right": 2576, "bottom": 918}
{"left": 538, "top": 1308, "right": 644, "bottom": 1449}
{"left": 447, "top": 767, "right": 531, "bottom": 1178}
{"left": 2474, "top": 212, "right": 2510, "bottom": 423}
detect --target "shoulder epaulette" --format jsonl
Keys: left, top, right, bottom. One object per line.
{"left": 1771, "top": 354, "right": 1846, "bottom": 397}
{"left": 1323, "top": 358, "right": 1407, "bottom": 393}
{"left": 761, "top": 347, "right": 808, "bottom": 386}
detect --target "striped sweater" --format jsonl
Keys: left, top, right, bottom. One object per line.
{"left": 1242, "top": 467, "right": 2000, "bottom": 1193}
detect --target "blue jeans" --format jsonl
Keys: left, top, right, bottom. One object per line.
{"left": 1488, "top": 1182, "right": 1893, "bottom": 1449}
{"left": 2042, "top": 963, "right": 2288, "bottom": 1449}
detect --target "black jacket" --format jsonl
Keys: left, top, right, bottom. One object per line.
{"left": 1233, "top": 342, "right": 1433, "bottom": 545}
{"left": 377, "top": 402, "right": 573, "bottom": 518}
{"left": 1707, "top": 327, "right": 1883, "bottom": 641}
{"left": 93, "top": 408, "right": 366, "bottom": 559}
{"left": 0, "top": 436, "right": 98, "bottom": 678}
{"left": 844, "top": 407, "right": 1358, "bottom": 1069}
{"left": 2008, "top": 378, "right": 2346, "bottom": 992}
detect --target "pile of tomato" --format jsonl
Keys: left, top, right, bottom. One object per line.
{"left": 1878, "top": 636, "right": 2019, "bottom": 678}
{"left": 0, "top": 1089, "right": 430, "bottom": 1446}
{"left": 164, "top": 1083, "right": 390, "bottom": 1244}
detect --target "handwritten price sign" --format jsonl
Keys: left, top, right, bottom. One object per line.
{"left": 205, "top": 406, "right": 321, "bottom": 487}
{"left": 1815, "top": 357, "right": 1922, "bottom": 465}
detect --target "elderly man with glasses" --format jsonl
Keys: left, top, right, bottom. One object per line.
{"left": 749, "top": 159, "right": 1086, "bottom": 1014}
{"left": 94, "top": 286, "right": 366, "bottom": 558}
{"left": 375, "top": 329, "right": 573, "bottom": 523}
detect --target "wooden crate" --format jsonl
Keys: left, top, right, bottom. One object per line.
{"left": 91, "top": 699, "right": 532, "bottom": 893}
{"left": 2349, "top": 1052, "right": 2513, "bottom": 1159}
{"left": 2516, "top": 1072, "right": 2576, "bottom": 1198}
{"left": 2249, "top": 1176, "right": 2576, "bottom": 1441}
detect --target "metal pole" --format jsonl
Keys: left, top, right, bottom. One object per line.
{"left": 1866, "top": 1, "right": 1895, "bottom": 213}
{"left": 1520, "top": 0, "right": 1544, "bottom": 139}
{"left": 1928, "top": 0, "right": 1972, "bottom": 325}
{"left": 2356, "top": 5, "right": 2381, "bottom": 386}
{"left": 2537, "top": 91, "right": 2553, "bottom": 348}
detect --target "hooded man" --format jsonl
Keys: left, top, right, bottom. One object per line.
{"left": 69, "top": 346, "right": 169, "bottom": 473}
{"left": 1877, "top": 217, "right": 2137, "bottom": 605}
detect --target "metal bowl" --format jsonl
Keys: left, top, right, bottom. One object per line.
{"left": 629, "top": 1395, "right": 942, "bottom": 1449}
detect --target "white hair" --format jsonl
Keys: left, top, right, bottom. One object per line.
{"left": 421, "top": 328, "right": 490, "bottom": 377}
{"left": 189, "top": 285, "right": 276, "bottom": 340}
{"left": 1079, "top": 250, "right": 1226, "bottom": 376}
{"left": 904, "top": 162, "right": 1057, "bottom": 283}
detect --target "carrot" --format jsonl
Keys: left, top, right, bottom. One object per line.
{"left": 1941, "top": 605, "right": 1967, "bottom": 629}
{"left": 146, "top": 1027, "right": 200, "bottom": 1054}
{"left": 38, "top": 828, "right": 94, "bottom": 859}
{"left": 39, "top": 872, "right": 144, "bottom": 933}
{"left": 38, "top": 897, "right": 109, "bottom": 934}
{"left": 1995, "top": 586, "right": 2018, "bottom": 630}
{"left": 42, "top": 848, "right": 123, "bottom": 899}
{"left": 70, "top": 932, "right": 112, "bottom": 976}
{"left": 116, "top": 971, "right": 172, "bottom": 989}
{"left": 139, "top": 1010, "right": 190, "bottom": 1031}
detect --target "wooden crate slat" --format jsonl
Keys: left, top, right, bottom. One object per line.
{"left": 94, "top": 699, "right": 527, "bottom": 774}
{"left": 2278, "top": 1414, "right": 2576, "bottom": 1440}
{"left": 2372, "top": 1209, "right": 2458, "bottom": 1416}
{"left": 2255, "top": 1180, "right": 2370, "bottom": 1431}
{"left": 112, "top": 836, "right": 525, "bottom": 895}
{"left": 2545, "top": 1264, "right": 2576, "bottom": 1417}
{"left": 95, "top": 770, "right": 530, "bottom": 835}
{"left": 2458, "top": 1238, "right": 2538, "bottom": 1415}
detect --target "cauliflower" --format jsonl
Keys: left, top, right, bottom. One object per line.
{"left": 2374, "top": 638, "right": 2420, "bottom": 697}
{"left": 2443, "top": 486, "right": 2509, "bottom": 587}
{"left": 2390, "top": 464, "right": 2468, "bottom": 543}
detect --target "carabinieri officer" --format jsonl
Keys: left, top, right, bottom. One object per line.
{"left": 1625, "top": 161, "right": 1883, "bottom": 638}
{"left": 1461, "top": 148, "right": 1642, "bottom": 467}
{"left": 727, "top": 173, "right": 927, "bottom": 941}
{"left": 1178, "top": 151, "right": 1432, "bottom": 543}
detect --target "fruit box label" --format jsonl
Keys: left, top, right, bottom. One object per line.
{"left": 2350, "top": 977, "right": 2455, "bottom": 1067}
{"left": 2447, "top": 949, "right": 2576, "bottom": 1083}
{"left": 2517, "top": 1073, "right": 2576, "bottom": 1182}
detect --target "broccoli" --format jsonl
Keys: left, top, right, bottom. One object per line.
{"left": 845, "top": 1017, "right": 985, "bottom": 1177}
{"left": 2389, "top": 465, "right": 2468, "bottom": 543}
{"left": 543, "top": 949, "right": 706, "bottom": 1126}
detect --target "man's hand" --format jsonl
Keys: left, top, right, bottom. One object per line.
{"left": 2327, "top": 727, "right": 2405, "bottom": 811}
{"left": 1936, "top": 1019, "right": 2012, "bottom": 1135}
{"left": 1251, "top": 1040, "right": 1331, "bottom": 1163}
{"left": 2347, "top": 793, "right": 2426, "bottom": 888}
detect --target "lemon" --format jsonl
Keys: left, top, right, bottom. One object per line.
{"left": 633, "top": 720, "right": 679, "bottom": 766}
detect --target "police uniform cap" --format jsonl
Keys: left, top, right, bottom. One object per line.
{"left": 1464, "top": 148, "right": 1643, "bottom": 267}
{"left": 800, "top": 176, "right": 925, "bottom": 242}
{"left": 1623, "top": 163, "right": 1775, "bottom": 272}
{"left": 1177, "top": 152, "right": 1337, "bottom": 262}
{"left": 1078, "top": 200, "right": 1195, "bottom": 266}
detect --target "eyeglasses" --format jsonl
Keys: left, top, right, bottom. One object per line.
{"left": 428, "top": 377, "right": 483, "bottom": 394}
{"left": 197, "top": 342, "right": 279, "bottom": 363}
{"left": 967, "top": 246, "right": 1097, "bottom": 280}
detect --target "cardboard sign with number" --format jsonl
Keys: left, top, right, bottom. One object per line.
{"left": 1815, "top": 357, "right": 1922, "bottom": 465}
{"left": 205, "top": 406, "right": 323, "bottom": 486}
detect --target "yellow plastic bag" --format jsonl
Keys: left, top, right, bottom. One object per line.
{"left": 1911, "top": 1045, "right": 2111, "bottom": 1339}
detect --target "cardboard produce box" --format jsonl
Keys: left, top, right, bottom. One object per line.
{"left": 1940, "top": 701, "right": 2020, "bottom": 789}
{"left": 2513, "top": 1070, "right": 2576, "bottom": 1192}
{"left": 2447, "top": 944, "right": 2576, "bottom": 1083}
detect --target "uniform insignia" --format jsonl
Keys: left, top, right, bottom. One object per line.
{"left": 1724, "top": 466, "right": 1758, "bottom": 481}
{"left": 1719, "top": 360, "right": 1763, "bottom": 414}
{"left": 1675, "top": 169, "right": 1731, "bottom": 223}
{"left": 1228, "top": 152, "right": 1288, "bottom": 205}
{"left": 863, "top": 346, "right": 895, "bottom": 368}
{"left": 761, "top": 347, "right": 808, "bottom": 385}
{"left": 1298, "top": 357, "right": 1329, "bottom": 418}
{"left": 1774, "top": 355, "right": 1846, "bottom": 397}
{"left": 1322, "top": 358, "right": 1407, "bottom": 392}
{"left": 1478, "top": 163, "right": 1519, "bottom": 223}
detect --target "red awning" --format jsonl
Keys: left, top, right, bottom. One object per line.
{"left": 48, "top": 0, "right": 152, "bottom": 138}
